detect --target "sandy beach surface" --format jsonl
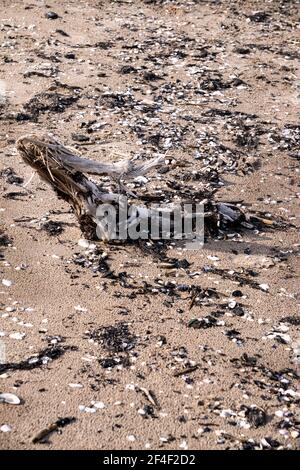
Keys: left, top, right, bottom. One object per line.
{"left": 0, "top": 0, "right": 299, "bottom": 450}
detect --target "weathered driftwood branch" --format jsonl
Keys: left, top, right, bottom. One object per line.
{"left": 16, "top": 133, "right": 165, "bottom": 240}
{"left": 16, "top": 133, "right": 273, "bottom": 242}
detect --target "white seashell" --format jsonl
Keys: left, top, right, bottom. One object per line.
{"left": 9, "top": 332, "right": 25, "bottom": 340}
{"left": 207, "top": 255, "right": 220, "bottom": 261}
{"left": 0, "top": 424, "right": 12, "bottom": 432}
{"left": 2, "top": 279, "right": 12, "bottom": 287}
{"left": 93, "top": 401, "right": 105, "bottom": 409}
{"left": 78, "top": 239, "right": 90, "bottom": 248}
{"left": 0, "top": 392, "right": 21, "bottom": 405}
{"left": 74, "top": 305, "right": 87, "bottom": 312}
{"left": 259, "top": 283, "right": 269, "bottom": 292}
{"left": 134, "top": 176, "right": 148, "bottom": 184}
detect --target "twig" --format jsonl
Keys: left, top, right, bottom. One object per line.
{"left": 173, "top": 365, "right": 199, "bottom": 377}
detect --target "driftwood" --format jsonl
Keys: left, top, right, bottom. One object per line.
{"left": 16, "top": 133, "right": 167, "bottom": 240}
{"left": 16, "top": 133, "right": 275, "bottom": 242}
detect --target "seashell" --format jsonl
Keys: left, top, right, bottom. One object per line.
{"left": 78, "top": 239, "right": 90, "bottom": 248}
{"left": 0, "top": 392, "right": 21, "bottom": 405}
{"left": 9, "top": 332, "right": 25, "bottom": 340}
{"left": 1, "top": 424, "right": 12, "bottom": 432}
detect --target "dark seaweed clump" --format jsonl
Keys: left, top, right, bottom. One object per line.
{"left": 0, "top": 344, "right": 75, "bottom": 374}
{"left": 89, "top": 322, "right": 137, "bottom": 353}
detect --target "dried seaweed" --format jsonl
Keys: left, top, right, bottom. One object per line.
{"left": 0, "top": 344, "right": 75, "bottom": 374}
{"left": 42, "top": 220, "right": 64, "bottom": 236}
{"left": 88, "top": 323, "right": 136, "bottom": 353}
